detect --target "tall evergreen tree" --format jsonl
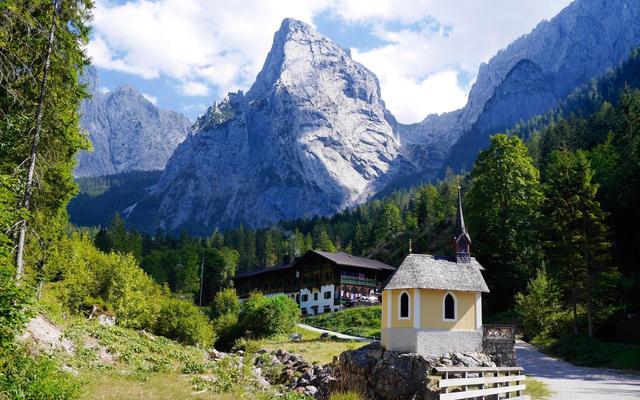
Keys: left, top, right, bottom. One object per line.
{"left": 541, "top": 150, "right": 613, "bottom": 336}
{"left": 467, "top": 134, "right": 543, "bottom": 310}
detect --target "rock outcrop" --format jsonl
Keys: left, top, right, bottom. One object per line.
{"left": 439, "top": 0, "right": 640, "bottom": 174}
{"left": 329, "top": 342, "right": 496, "bottom": 400}
{"left": 75, "top": 67, "right": 191, "bottom": 177}
{"left": 254, "top": 348, "right": 333, "bottom": 399}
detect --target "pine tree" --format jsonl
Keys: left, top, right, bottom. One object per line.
{"left": 314, "top": 226, "right": 336, "bottom": 252}
{"left": 541, "top": 149, "right": 612, "bottom": 336}
{"left": 375, "top": 203, "right": 403, "bottom": 244}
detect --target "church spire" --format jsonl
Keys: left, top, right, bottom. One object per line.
{"left": 453, "top": 184, "right": 471, "bottom": 263}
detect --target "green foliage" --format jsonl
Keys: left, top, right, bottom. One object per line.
{"left": 0, "top": 345, "right": 80, "bottom": 400}
{"left": 467, "top": 134, "right": 543, "bottom": 310}
{"left": 541, "top": 149, "right": 613, "bottom": 335}
{"left": 532, "top": 334, "right": 640, "bottom": 370}
{"left": 0, "top": 266, "right": 32, "bottom": 348}
{"left": 212, "top": 312, "right": 243, "bottom": 351}
{"left": 329, "top": 392, "right": 365, "bottom": 400}
{"left": 154, "top": 298, "right": 215, "bottom": 347}
{"left": 45, "top": 234, "right": 163, "bottom": 330}
{"left": 374, "top": 203, "right": 403, "bottom": 244}
{"left": 210, "top": 288, "right": 241, "bottom": 320}
{"left": 515, "top": 269, "right": 566, "bottom": 339}
{"left": 313, "top": 226, "right": 337, "bottom": 252}
{"left": 305, "top": 306, "right": 382, "bottom": 338}
{"left": 239, "top": 293, "right": 300, "bottom": 338}
{"left": 0, "top": 176, "right": 31, "bottom": 348}
{"left": 68, "top": 171, "right": 162, "bottom": 228}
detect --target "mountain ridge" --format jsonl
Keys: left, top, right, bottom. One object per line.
{"left": 75, "top": 68, "right": 191, "bottom": 177}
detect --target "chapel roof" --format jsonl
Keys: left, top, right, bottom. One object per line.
{"left": 384, "top": 254, "right": 489, "bottom": 293}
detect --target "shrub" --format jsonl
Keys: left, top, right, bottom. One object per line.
{"left": 537, "top": 334, "right": 640, "bottom": 370}
{"left": 239, "top": 293, "right": 300, "bottom": 338}
{"left": 0, "top": 266, "right": 31, "bottom": 349}
{"left": 45, "top": 235, "right": 163, "bottom": 330}
{"left": 212, "top": 312, "right": 243, "bottom": 351}
{"left": 0, "top": 345, "right": 80, "bottom": 400}
{"left": 209, "top": 288, "right": 240, "bottom": 320}
{"left": 154, "top": 298, "right": 216, "bottom": 347}
{"left": 515, "top": 269, "right": 566, "bottom": 338}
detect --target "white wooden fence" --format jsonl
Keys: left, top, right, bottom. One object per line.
{"left": 434, "top": 366, "right": 529, "bottom": 400}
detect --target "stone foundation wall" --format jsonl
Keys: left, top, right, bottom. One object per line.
{"left": 382, "top": 328, "right": 483, "bottom": 356}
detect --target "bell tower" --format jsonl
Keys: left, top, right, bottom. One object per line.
{"left": 453, "top": 185, "right": 471, "bottom": 263}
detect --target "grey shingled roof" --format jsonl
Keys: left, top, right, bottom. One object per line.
{"left": 384, "top": 254, "right": 489, "bottom": 292}
{"left": 311, "top": 250, "right": 396, "bottom": 271}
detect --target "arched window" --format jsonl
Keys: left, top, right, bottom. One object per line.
{"left": 444, "top": 292, "right": 456, "bottom": 321}
{"left": 399, "top": 291, "right": 410, "bottom": 319}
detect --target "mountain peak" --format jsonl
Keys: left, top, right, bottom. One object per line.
{"left": 278, "top": 18, "right": 313, "bottom": 35}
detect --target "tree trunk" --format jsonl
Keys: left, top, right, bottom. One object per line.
{"left": 572, "top": 287, "right": 578, "bottom": 335}
{"left": 15, "top": 1, "right": 60, "bottom": 281}
{"left": 587, "top": 273, "right": 594, "bottom": 337}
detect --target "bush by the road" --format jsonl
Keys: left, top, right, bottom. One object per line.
{"left": 239, "top": 293, "right": 300, "bottom": 338}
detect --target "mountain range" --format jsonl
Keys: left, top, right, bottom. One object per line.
{"left": 75, "top": 67, "right": 191, "bottom": 177}
{"left": 72, "top": 0, "right": 640, "bottom": 234}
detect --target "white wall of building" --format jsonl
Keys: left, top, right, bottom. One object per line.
{"left": 299, "top": 284, "right": 339, "bottom": 315}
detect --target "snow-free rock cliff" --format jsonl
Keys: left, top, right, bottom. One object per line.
{"left": 127, "top": 19, "right": 400, "bottom": 233}
{"left": 75, "top": 68, "right": 191, "bottom": 177}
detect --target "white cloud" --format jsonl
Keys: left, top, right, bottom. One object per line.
{"left": 89, "top": 0, "right": 574, "bottom": 123}
{"left": 142, "top": 93, "right": 158, "bottom": 105}
{"left": 180, "top": 81, "right": 210, "bottom": 97}
{"left": 99, "top": 86, "right": 110, "bottom": 94}
{"left": 347, "top": 0, "right": 573, "bottom": 122}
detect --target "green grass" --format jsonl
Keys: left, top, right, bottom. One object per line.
{"left": 33, "top": 316, "right": 315, "bottom": 399}
{"left": 525, "top": 377, "right": 553, "bottom": 400}
{"left": 304, "top": 306, "right": 382, "bottom": 339}
{"left": 246, "top": 326, "right": 366, "bottom": 365}
{"left": 532, "top": 334, "right": 640, "bottom": 371}
{"left": 329, "top": 391, "right": 365, "bottom": 400}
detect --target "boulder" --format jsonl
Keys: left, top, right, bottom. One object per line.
{"left": 329, "top": 342, "right": 497, "bottom": 400}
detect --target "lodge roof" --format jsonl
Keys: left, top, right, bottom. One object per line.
{"left": 232, "top": 250, "right": 395, "bottom": 280}
{"left": 308, "top": 250, "right": 396, "bottom": 271}
{"left": 233, "top": 263, "right": 294, "bottom": 279}
{"left": 384, "top": 254, "right": 489, "bottom": 293}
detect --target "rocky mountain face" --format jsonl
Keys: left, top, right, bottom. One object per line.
{"left": 126, "top": 19, "right": 401, "bottom": 233}
{"left": 121, "top": 0, "right": 640, "bottom": 234}
{"left": 433, "top": 0, "right": 640, "bottom": 174}
{"left": 75, "top": 68, "right": 191, "bottom": 177}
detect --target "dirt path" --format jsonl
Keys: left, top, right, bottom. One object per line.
{"left": 516, "top": 341, "right": 640, "bottom": 399}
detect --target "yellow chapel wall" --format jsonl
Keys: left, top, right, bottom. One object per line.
{"left": 384, "top": 288, "right": 478, "bottom": 331}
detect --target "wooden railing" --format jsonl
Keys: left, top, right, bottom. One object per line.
{"left": 483, "top": 325, "right": 516, "bottom": 341}
{"left": 434, "top": 366, "right": 529, "bottom": 400}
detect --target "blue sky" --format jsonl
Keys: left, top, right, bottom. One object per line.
{"left": 89, "top": 0, "right": 573, "bottom": 123}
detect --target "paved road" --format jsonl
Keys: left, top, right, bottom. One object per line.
{"left": 296, "top": 323, "right": 373, "bottom": 342}
{"left": 516, "top": 341, "right": 640, "bottom": 399}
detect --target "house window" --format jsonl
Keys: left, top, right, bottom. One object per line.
{"left": 444, "top": 293, "right": 456, "bottom": 321}
{"left": 399, "top": 291, "right": 410, "bottom": 319}
{"left": 302, "top": 294, "right": 308, "bottom": 302}
{"left": 313, "top": 292, "right": 318, "bottom": 301}
{"left": 323, "top": 291, "right": 331, "bottom": 300}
